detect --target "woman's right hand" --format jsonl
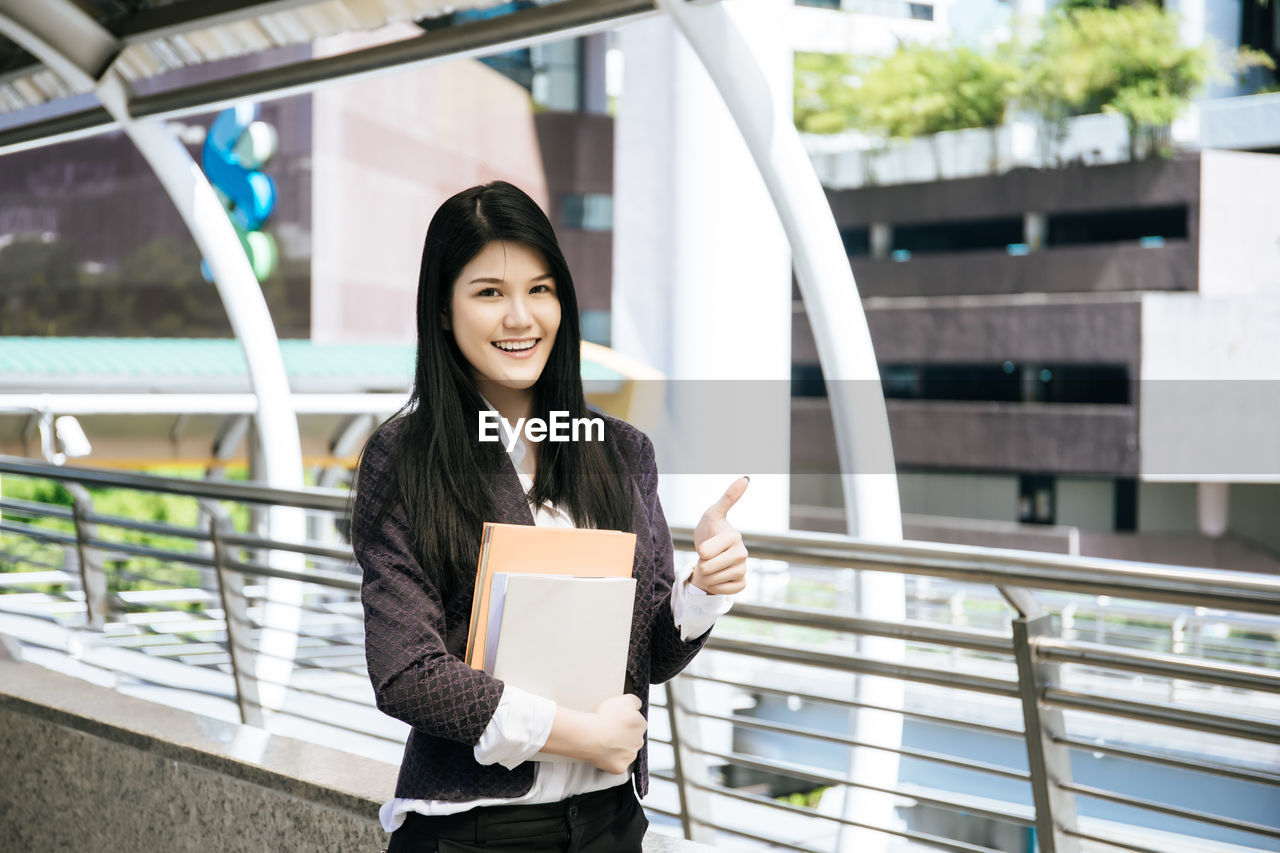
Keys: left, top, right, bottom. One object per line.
{"left": 587, "top": 694, "right": 648, "bottom": 774}
{"left": 542, "top": 693, "right": 648, "bottom": 772}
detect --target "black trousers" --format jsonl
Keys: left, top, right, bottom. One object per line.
{"left": 385, "top": 782, "right": 649, "bottom": 853}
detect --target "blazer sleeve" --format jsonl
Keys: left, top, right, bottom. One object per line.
{"left": 637, "top": 432, "right": 713, "bottom": 684}
{"left": 352, "top": 425, "right": 504, "bottom": 745}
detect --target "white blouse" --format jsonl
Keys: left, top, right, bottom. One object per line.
{"left": 380, "top": 409, "right": 734, "bottom": 833}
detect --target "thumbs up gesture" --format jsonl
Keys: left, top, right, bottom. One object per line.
{"left": 690, "top": 476, "right": 750, "bottom": 595}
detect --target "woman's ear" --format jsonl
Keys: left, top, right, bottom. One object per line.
{"left": 440, "top": 309, "right": 451, "bottom": 331}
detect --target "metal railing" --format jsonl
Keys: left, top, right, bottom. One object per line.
{"left": 1, "top": 454, "right": 1278, "bottom": 853}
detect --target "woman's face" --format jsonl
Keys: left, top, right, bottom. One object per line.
{"left": 444, "top": 240, "right": 561, "bottom": 402}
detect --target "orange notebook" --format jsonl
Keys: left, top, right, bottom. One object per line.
{"left": 464, "top": 522, "right": 637, "bottom": 670}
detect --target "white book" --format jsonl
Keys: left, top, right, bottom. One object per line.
{"left": 485, "top": 573, "right": 637, "bottom": 763}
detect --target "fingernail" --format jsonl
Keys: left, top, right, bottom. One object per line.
{"left": 743, "top": 475, "right": 750, "bottom": 482}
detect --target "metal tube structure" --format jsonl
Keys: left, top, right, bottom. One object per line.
{"left": 648, "top": 2, "right": 904, "bottom": 847}
{"left": 0, "top": 0, "right": 306, "bottom": 712}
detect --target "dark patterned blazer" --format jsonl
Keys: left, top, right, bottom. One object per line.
{"left": 352, "top": 411, "right": 710, "bottom": 802}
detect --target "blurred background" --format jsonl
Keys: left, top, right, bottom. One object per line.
{"left": 1, "top": 0, "right": 1278, "bottom": 851}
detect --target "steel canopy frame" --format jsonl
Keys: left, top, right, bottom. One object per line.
{"left": 0, "top": 0, "right": 310, "bottom": 719}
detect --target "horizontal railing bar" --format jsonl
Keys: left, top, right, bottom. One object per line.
{"left": 1035, "top": 637, "right": 1280, "bottom": 694}
{"left": 668, "top": 528, "right": 1280, "bottom": 616}
{"left": 87, "top": 536, "right": 216, "bottom": 568}
{"left": 220, "top": 531, "right": 355, "bottom": 563}
{"left": 1060, "top": 828, "right": 1166, "bottom": 853}
{"left": 0, "top": 519, "right": 76, "bottom": 545}
{"left": 705, "top": 637, "right": 1021, "bottom": 698}
{"left": 1044, "top": 687, "right": 1280, "bottom": 744}
{"left": 687, "top": 780, "right": 1007, "bottom": 853}
{"left": 676, "top": 703, "right": 1029, "bottom": 781}
{"left": 680, "top": 673, "right": 1025, "bottom": 737}
{"left": 689, "top": 746, "right": 1034, "bottom": 827}
{"left": 225, "top": 557, "right": 362, "bottom": 591}
{"left": 0, "top": 548, "right": 75, "bottom": 573}
{"left": 726, "top": 602, "right": 1014, "bottom": 654}
{"left": 82, "top": 511, "right": 214, "bottom": 542}
{"left": 0, "top": 455, "right": 351, "bottom": 512}
{"left": 0, "top": 497, "right": 75, "bottom": 521}
{"left": 1060, "top": 781, "right": 1280, "bottom": 838}
{"left": 1052, "top": 735, "right": 1280, "bottom": 787}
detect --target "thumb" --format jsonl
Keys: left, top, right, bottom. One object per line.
{"left": 702, "top": 475, "right": 749, "bottom": 524}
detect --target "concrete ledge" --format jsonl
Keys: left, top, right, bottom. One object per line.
{"left": 0, "top": 659, "right": 711, "bottom": 852}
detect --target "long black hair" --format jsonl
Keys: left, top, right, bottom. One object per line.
{"left": 355, "top": 181, "right": 634, "bottom": 598}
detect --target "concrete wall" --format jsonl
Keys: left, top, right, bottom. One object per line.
{"left": 0, "top": 661, "right": 392, "bottom": 853}
{"left": 847, "top": 244, "right": 1197, "bottom": 298}
{"left": 1139, "top": 293, "right": 1280, "bottom": 483}
{"left": 1197, "top": 150, "right": 1280, "bottom": 298}
{"left": 0, "top": 660, "right": 710, "bottom": 853}
{"left": 825, "top": 156, "right": 1201, "bottom": 226}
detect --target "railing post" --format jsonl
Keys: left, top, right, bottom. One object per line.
{"left": 1011, "top": 611, "right": 1080, "bottom": 853}
{"left": 64, "top": 483, "right": 108, "bottom": 631}
{"left": 665, "top": 674, "right": 716, "bottom": 845}
{"left": 204, "top": 501, "right": 264, "bottom": 728}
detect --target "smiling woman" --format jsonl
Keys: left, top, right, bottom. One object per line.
{"left": 349, "top": 180, "right": 747, "bottom": 852}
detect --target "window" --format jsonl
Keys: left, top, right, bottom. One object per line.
{"left": 792, "top": 364, "right": 828, "bottom": 398}
{"left": 795, "top": 363, "right": 1130, "bottom": 404}
{"left": 892, "top": 217, "right": 1024, "bottom": 255}
{"left": 1019, "top": 475, "right": 1055, "bottom": 525}
{"left": 1114, "top": 478, "right": 1137, "bottom": 532}
{"left": 1046, "top": 206, "right": 1187, "bottom": 247}
{"left": 796, "top": 0, "right": 841, "bottom": 8}
{"left": 561, "top": 194, "right": 613, "bottom": 231}
{"left": 840, "top": 226, "right": 871, "bottom": 258}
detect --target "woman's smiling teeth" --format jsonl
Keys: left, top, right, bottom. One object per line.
{"left": 493, "top": 339, "right": 538, "bottom": 352}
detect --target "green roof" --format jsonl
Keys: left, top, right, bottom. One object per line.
{"left": 0, "top": 337, "right": 626, "bottom": 384}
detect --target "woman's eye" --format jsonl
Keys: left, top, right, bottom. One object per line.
{"left": 477, "top": 287, "right": 501, "bottom": 297}
{"left": 532, "top": 284, "right": 554, "bottom": 294}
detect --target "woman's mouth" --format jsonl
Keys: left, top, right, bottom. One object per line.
{"left": 492, "top": 338, "right": 539, "bottom": 359}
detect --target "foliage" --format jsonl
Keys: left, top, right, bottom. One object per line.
{"left": 796, "top": 43, "right": 1018, "bottom": 140}
{"left": 794, "top": 1, "right": 1274, "bottom": 162}
{"left": 0, "top": 472, "right": 256, "bottom": 599}
{"left": 1024, "top": 2, "right": 1212, "bottom": 159}
{"left": 795, "top": 52, "right": 861, "bottom": 134}
{"left": 856, "top": 42, "right": 1019, "bottom": 140}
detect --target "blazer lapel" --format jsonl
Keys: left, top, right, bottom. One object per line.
{"left": 491, "top": 451, "right": 536, "bottom": 527}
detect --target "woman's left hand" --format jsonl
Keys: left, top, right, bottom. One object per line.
{"left": 690, "top": 476, "right": 750, "bottom": 595}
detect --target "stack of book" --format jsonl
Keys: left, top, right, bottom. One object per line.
{"left": 464, "top": 523, "right": 638, "bottom": 761}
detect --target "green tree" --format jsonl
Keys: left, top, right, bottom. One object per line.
{"left": 794, "top": 52, "right": 861, "bottom": 134}
{"left": 1026, "top": 2, "right": 1212, "bottom": 160}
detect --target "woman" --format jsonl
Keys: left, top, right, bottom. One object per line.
{"left": 352, "top": 181, "right": 749, "bottom": 852}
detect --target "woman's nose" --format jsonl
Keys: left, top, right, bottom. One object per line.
{"left": 504, "top": 295, "right": 533, "bottom": 327}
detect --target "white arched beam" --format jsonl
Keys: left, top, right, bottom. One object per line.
{"left": 652, "top": 2, "right": 904, "bottom": 851}
{"left": 0, "top": 0, "right": 306, "bottom": 719}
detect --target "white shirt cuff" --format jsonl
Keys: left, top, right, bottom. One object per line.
{"left": 670, "top": 554, "right": 736, "bottom": 642}
{"left": 473, "top": 682, "right": 557, "bottom": 770}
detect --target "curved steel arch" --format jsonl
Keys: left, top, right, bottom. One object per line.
{"left": 651, "top": 3, "right": 904, "bottom": 850}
